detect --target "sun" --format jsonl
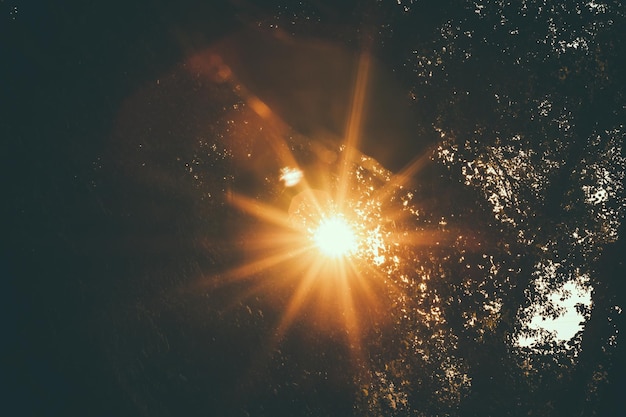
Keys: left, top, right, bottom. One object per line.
{"left": 313, "top": 215, "right": 358, "bottom": 258}
{"left": 202, "top": 47, "right": 440, "bottom": 362}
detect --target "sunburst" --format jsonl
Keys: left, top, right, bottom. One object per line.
{"left": 197, "top": 47, "right": 441, "bottom": 361}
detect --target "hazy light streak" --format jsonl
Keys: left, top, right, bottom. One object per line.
{"left": 239, "top": 230, "right": 307, "bottom": 251}
{"left": 337, "top": 261, "right": 365, "bottom": 363}
{"left": 376, "top": 150, "right": 433, "bottom": 202}
{"left": 221, "top": 246, "right": 311, "bottom": 282}
{"left": 230, "top": 192, "right": 297, "bottom": 230}
{"left": 337, "top": 50, "right": 371, "bottom": 208}
{"left": 274, "top": 259, "right": 325, "bottom": 340}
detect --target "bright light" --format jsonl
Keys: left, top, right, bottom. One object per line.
{"left": 313, "top": 215, "right": 358, "bottom": 258}
{"left": 280, "top": 167, "right": 303, "bottom": 187}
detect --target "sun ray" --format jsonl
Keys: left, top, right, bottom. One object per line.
{"left": 239, "top": 231, "right": 304, "bottom": 252}
{"left": 206, "top": 245, "right": 313, "bottom": 287}
{"left": 374, "top": 148, "right": 434, "bottom": 203}
{"left": 349, "top": 262, "right": 384, "bottom": 314}
{"left": 340, "top": 281, "right": 360, "bottom": 337}
{"left": 337, "top": 50, "right": 372, "bottom": 209}
{"left": 229, "top": 191, "right": 298, "bottom": 230}
{"left": 222, "top": 253, "right": 315, "bottom": 313}
{"left": 232, "top": 247, "right": 310, "bottom": 279}
{"left": 288, "top": 188, "right": 334, "bottom": 229}
{"left": 273, "top": 257, "right": 325, "bottom": 341}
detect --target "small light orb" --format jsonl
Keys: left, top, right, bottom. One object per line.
{"left": 313, "top": 215, "right": 358, "bottom": 258}
{"left": 280, "top": 167, "right": 303, "bottom": 187}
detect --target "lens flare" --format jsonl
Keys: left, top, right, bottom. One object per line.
{"left": 280, "top": 166, "right": 304, "bottom": 187}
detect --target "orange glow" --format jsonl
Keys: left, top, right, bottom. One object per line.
{"left": 223, "top": 183, "right": 385, "bottom": 359}
{"left": 191, "top": 43, "right": 446, "bottom": 364}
